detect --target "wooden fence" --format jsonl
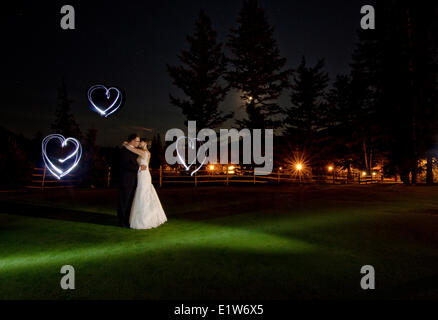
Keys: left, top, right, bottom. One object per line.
{"left": 26, "top": 167, "right": 80, "bottom": 190}
{"left": 26, "top": 166, "right": 400, "bottom": 190}
{"left": 149, "top": 167, "right": 399, "bottom": 187}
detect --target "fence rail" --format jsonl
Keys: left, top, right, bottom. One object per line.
{"left": 25, "top": 167, "right": 80, "bottom": 190}
{"left": 26, "top": 166, "right": 401, "bottom": 190}
{"left": 150, "top": 167, "right": 400, "bottom": 187}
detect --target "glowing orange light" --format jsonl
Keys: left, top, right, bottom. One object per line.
{"left": 328, "top": 166, "right": 333, "bottom": 172}
{"left": 209, "top": 165, "right": 215, "bottom": 171}
{"left": 296, "top": 163, "right": 303, "bottom": 171}
{"left": 362, "top": 171, "right": 367, "bottom": 176}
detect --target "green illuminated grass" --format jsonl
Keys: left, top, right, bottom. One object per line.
{"left": 0, "top": 185, "right": 437, "bottom": 299}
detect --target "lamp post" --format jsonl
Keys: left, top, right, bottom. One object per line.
{"left": 328, "top": 165, "right": 335, "bottom": 184}
{"left": 296, "top": 163, "right": 303, "bottom": 184}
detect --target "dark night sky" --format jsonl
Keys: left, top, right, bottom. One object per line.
{"left": 2, "top": 0, "right": 365, "bottom": 146}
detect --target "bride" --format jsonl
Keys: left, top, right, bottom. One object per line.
{"left": 122, "top": 139, "right": 167, "bottom": 230}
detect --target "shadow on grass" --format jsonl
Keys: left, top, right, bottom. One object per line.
{"left": 2, "top": 243, "right": 436, "bottom": 300}
{"left": 0, "top": 201, "right": 117, "bottom": 226}
{"left": 0, "top": 246, "right": 365, "bottom": 300}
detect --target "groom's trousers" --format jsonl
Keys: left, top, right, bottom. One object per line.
{"left": 117, "top": 172, "right": 137, "bottom": 227}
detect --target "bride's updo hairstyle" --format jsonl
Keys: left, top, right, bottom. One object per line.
{"left": 140, "top": 138, "right": 151, "bottom": 151}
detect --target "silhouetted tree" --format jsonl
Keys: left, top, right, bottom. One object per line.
{"left": 51, "top": 78, "right": 82, "bottom": 139}
{"left": 360, "top": 1, "right": 438, "bottom": 183}
{"left": 167, "top": 10, "right": 232, "bottom": 129}
{"left": 284, "top": 57, "right": 329, "bottom": 152}
{"left": 226, "top": 0, "right": 292, "bottom": 129}
{"left": 326, "top": 75, "right": 355, "bottom": 127}
{"left": 30, "top": 130, "right": 43, "bottom": 166}
{"left": 0, "top": 127, "right": 32, "bottom": 188}
{"left": 324, "top": 74, "right": 358, "bottom": 175}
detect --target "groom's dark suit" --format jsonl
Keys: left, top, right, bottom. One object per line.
{"left": 117, "top": 147, "right": 139, "bottom": 227}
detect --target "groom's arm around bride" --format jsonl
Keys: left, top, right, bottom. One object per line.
{"left": 117, "top": 134, "right": 141, "bottom": 228}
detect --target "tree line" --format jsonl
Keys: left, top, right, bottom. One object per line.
{"left": 166, "top": 0, "right": 437, "bottom": 184}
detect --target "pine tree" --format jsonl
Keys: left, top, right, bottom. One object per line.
{"left": 51, "top": 78, "right": 82, "bottom": 139}
{"left": 324, "top": 74, "right": 358, "bottom": 174}
{"left": 349, "top": 16, "right": 383, "bottom": 174}
{"left": 347, "top": 1, "right": 438, "bottom": 183}
{"left": 353, "top": 1, "right": 438, "bottom": 183}
{"left": 284, "top": 57, "right": 329, "bottom": 150}
{"left": 407, "top": 3, "right": 438, "bottom": 184}
{"left": 226, "top": 0, "right": 292, "bottom": 129}
{"left": 326, "top": 75, "right": 354, "bottom": 127}
{"left": 167, "top": 10, "right": 232, "bottom": 129}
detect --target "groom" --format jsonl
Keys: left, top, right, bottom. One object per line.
{"left": 117, "top": 134, "right": 146, "bottom": 228}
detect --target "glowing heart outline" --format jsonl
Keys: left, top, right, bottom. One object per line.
{"left": 87, "top": 84, "right": 123, "bottom": 117}
{"left": 175, "top": 136, "right": 208, "bottom": 176}
{"left": 42, "top": 134, "right": 82, "bottom": 180}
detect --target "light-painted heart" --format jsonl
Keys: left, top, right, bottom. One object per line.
{"left": 42, "top": 134, "right": 82, "bottom": 180}
{"left": 176, "top": 136, "right": 208, "bottom": 176}
{"left": 87, "top": 84, "right": 123, "bottom": 117}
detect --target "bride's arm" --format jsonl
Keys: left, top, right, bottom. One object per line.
{"left": 122, "top": 142, "right": 146, "bottom": 157}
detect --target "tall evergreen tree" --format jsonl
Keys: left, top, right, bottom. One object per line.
{"left": 284, "top": 57, "right": 329, "bottom": 150}
{"left": 51, "top": 78, "right": 82, "bottom": 139}
{"left": 352, "top": 0, "right": 438, "bottom": 183}
{"left": 324, "top": 74, "right": 358, "bottom": 175}
{"left": 326, "top": 71, "right": 382, "bottom": 174}
{"left": 326, "top": 75, "right": 354, "bottom": 127}
{"left": 349, "top": 11, "right": 383, "bottom": 175}
{"left": 167, "top": 10, "right": 232, "bottom": 129}
{"left": 226, "top": 0, "right": 292, "bottom": 129}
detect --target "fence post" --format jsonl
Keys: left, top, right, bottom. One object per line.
{"left": 107, "top": 166, "right": 111, "bottom": 188}
{"left": 253, "top": 167, "right": 256, "bottom": 184}
{"left": 194, "top": 165, "right": 197, "bottom": 187}
{"left": 159, "top": 165, "right": 163, "bottom": 187}
{"left": 42, "top": 166, "right": 46, "bottom": 191}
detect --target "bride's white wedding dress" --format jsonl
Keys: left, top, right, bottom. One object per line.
{"left": 129, "top": 151, "right": 167, "bottom": 229}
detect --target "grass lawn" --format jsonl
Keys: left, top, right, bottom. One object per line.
{"left": 0, "top": 184, "right": 437, "bottom": 300}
